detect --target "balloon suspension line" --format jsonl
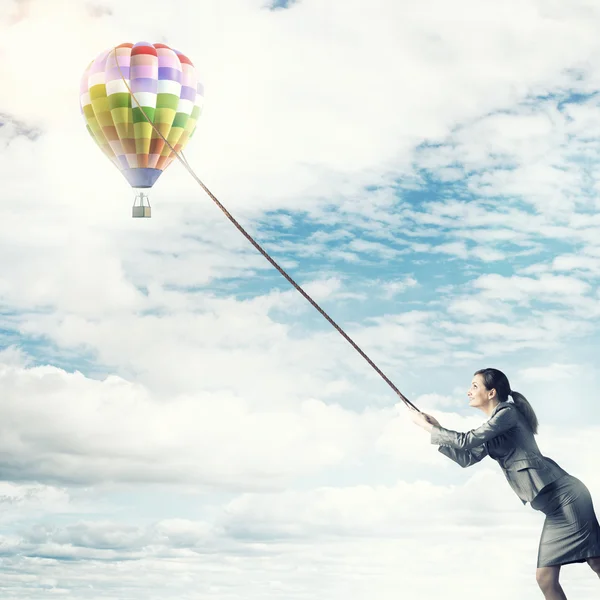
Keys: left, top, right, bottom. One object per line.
{"left": 113, "top": 47, "right": 421, "bottom": 413}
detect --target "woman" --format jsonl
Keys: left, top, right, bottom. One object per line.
{"left": 410, "top": 367, "right": 600, "bottom": 599}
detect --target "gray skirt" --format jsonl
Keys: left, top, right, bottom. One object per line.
{"left": 531, "top": 474, "right": 600, "bottom": 568}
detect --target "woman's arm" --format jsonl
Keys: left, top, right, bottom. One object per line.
{"left": 430, "top": 405, "right": 517, "bottom": 450}
{"left": 437, "top": 444, "right": 488, "bottom": 468}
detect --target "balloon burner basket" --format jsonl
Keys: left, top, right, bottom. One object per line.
{"left": 132, "top": 191, "right": 151, "bottom": 218}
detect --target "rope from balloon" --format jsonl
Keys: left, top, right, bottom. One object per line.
{"left": 112, "top": 47, "right": 421, "bottom": 413}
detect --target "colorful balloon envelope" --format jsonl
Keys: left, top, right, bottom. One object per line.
{"left": 79, "top": 42, "right": 204, "bottom": 216}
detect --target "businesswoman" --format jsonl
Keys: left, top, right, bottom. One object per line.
{"left": 410, "top": 367, "right": 600, "bottom": 600}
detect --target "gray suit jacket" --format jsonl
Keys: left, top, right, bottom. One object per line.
{"left": 430, "top": 401, "right": 567, "bottom": 504}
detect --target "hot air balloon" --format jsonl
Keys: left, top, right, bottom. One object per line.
{"left": 79, "top": 42, "right": 204, "bottom": 217}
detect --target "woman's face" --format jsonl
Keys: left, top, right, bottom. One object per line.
{"left": 467, "top": 373, "right": 496, "bottom": 408}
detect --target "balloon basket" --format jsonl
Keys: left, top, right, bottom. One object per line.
{"left": 132, "top": 191, "right": 151, "bottom": 218}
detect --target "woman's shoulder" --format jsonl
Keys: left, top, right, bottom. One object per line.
{"left": 490, "top": 401, "right": 516, "bottom": 417}
{"left": 487, "top": 401, "right": 520, "bottom": 427}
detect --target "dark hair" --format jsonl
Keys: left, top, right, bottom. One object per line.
{"left": 474, "top": 368, "right": 539, "bottom": 435}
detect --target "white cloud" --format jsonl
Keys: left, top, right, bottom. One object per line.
{"left": 433, "top": 241, "right": 469, "bottom": 260}
{"left": 552, "top": 253, "right": 600, "bottom": 275}
{"left": 447, "top": 297, "right": 511, "bottom": 319}
{"left": 3, "top": 360, "right": 454, "bottom": 490}
{"left": 473, "top": 273, "right": 591, "bottom": 303}
{"left": 377, "top": 275, "right": 419, "bottom": 299}
{"left": 0, "top": 345, "right": 32, "bottom": 367}
{"left": 0, "top": 482, "right": 72, "bottom": 523}
{"left": 517, "top": 362, "right": 587, "bottom": 382}
{"left": 470, "top": 245, "right": 506, "bottom": 262}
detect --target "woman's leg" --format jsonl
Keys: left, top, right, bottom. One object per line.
{"left": 536, "top": 566, "right": 566, "bottom": 600}
{"left": 587, "top": 556, "right": 600, "bottom": 577}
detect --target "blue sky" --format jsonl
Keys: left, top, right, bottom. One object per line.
{"left": 269, "top": 0, "right": 298, "bottom": 9}
{"left": 2, "top": 0, "right": 600, "bottom": 598}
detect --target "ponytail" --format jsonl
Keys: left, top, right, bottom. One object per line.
{"left": 509, "top": 390, "right": 539, "bottom": 435}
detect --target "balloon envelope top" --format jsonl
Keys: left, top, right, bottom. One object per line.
{"left": 79, "top": 42, "right": 204, "bottom": 189}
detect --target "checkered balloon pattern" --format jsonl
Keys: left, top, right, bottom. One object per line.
{"left": 79, "top": 42, "right": 204, "bottom": 189}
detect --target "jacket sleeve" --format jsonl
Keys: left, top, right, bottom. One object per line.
{"left": 437, "top": 444, "right": 488, "bottom": 468}
{"left": 430, "top": 405, "right": 518, "bottom": 450}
